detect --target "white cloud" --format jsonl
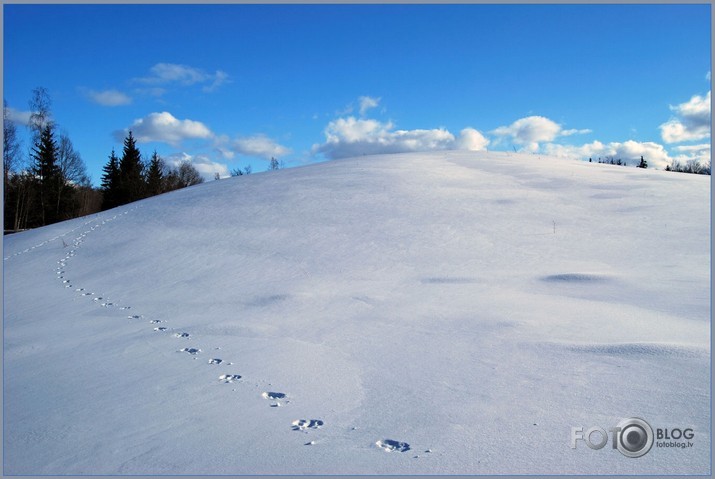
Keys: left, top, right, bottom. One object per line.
{"left": 358, "top": 96, "right": 380, "bottom": 115}
{"left": 86, "top": 89, "right": 132, "bottom": 106}
{"left": 455, "top": 128, "right": 490, "bottom": 151}
{"left": 166, "top": 152, "right": 230, "bottom": 181}
{"left": 136, "top": 63, "right": 230, "bottom": 92}
{"left": 5, "top": 107, "right": 32, "bottom": 125}
{"left": 672, "top": 143, "right": 711, "bottom": 167}
{"left": 492, "top": 116, "right": 589, "bottom": 152}
{"left": 232, "top": 134, "right": 292, "bottom": 160}
{"left": 659, "top": 91, "right": 711, "bottom": 143}
{"left": 312, "top": 116, "right": 489, "bottom": 159}
{"left": 203, "top": 70, "right": 230, "bottom": 93}
{"left": 673, "top": 143, "right": 711, "bottom": 154}
{"left": 561, "top": 128, "right": 593, "bottom": 136}
{"left": 119, "top": 112, "right": 213, "bottom": 146}
{"left": 215, "top": 145, "right": 235, "bottom": 160}
{"left": 543, "top": 139, "right": 673, "bottom": 169}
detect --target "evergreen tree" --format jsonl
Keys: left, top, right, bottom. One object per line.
{"left": 118, "top": 131, "right": 144, "bottom": 204}
{"left": 145, "top": 150, "right": 165, "bottom": 197}
{"left": 30, "top": 125, "right": 62, "bottom": 225}
{"left": 637, "top": 156, "right": 648, "bottom": 169}
{"left": 101, "top": 149, "right": 121, "bottom": 210}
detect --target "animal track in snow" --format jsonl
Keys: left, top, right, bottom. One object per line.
{"left": 208, "top": 358, "right": 223, "bottom": 365}
{"left": 154, "top": 327, "right": 168, "bottom": 332}
{"left": 376, "top": 439, "right": 411, "bottom": 453}
{"left": 292, "top": 419, "right": 324, "bottom": 431}
{"left": 218, "top": 374, "right": 242, "bottom": 383}
{"left": 262, "top": 391, "right": 287, "bottom": 400}
{"left": 263, "top": 391, "right": 289, "bottom": 407}
{"left": 174, "top": 332, "right": 190, "bottom": 338}
{"left": 180, "top": 348, "right": 201, "bottom": 355}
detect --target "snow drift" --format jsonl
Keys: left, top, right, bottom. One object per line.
{"left": 3, "top": 151, "right": 710, "bottom": 474}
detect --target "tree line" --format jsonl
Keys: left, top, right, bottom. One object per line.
{"left": 99, "top": 131, "right": 204, "bottom": 210}
{"left": 665, "top": 158, "right": 711, "bottom": 175}
{"left": 4, "top": 88, "right": 99, "bottom": 232}
{"left": 590, "top": 155, "right": 711, "bottom": 175}
{"left": 3, "top": 87, "right": 208, "bottom": 233}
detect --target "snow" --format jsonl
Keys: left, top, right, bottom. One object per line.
{"left": 3, "top": 151, "right": 710, "bottom": 474}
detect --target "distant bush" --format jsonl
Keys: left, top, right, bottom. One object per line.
{"left": 592, "top": 156, "right": 627, "bottom": 166}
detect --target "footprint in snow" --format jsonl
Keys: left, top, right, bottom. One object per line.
{"left": 154, "top": 327, "right": 168, "bottom": 332}
{"left": 218, "top": 374, "right": 242, "bottom": 383}
{"left": 208, "top": 358, "right": 223, "bottom": 365}
{"left": 180, "top": 348, "right": 201, "bottom": 355}
{"left": 292, "top": 419, "right": 324, "bottom": 431}
{"left": 174, "top": 332, "right": 190, "bottom": 338}
{"left": 376, "top": 439, "right": 411, "bottom": 453}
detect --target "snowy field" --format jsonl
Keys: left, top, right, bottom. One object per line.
{"left": 3, "top": 151, "right": 710, "bottom": 475}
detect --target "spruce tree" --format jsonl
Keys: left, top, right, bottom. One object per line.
{"left": 637, "top": 156, "right": 648, "bottom": 169}
{"left": 145, "top": 150, "right": 165, "bottom": 197}
{"left": 118, "top": 131, "right": 144, "bottom": 204}
{"left": 30, "top": 124, "right": 62, "bottom": 226}
{"left": 101, "top": 149, "right": 121, "bottom": 210}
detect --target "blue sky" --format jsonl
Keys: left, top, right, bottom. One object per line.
{"left": 3, "top": 3, "right": 711, "bottom": 184}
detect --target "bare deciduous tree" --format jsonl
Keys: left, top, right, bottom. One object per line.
{"left": 57, "top": 132, "right": 89, "bottom": 186}
{"left": 28, "top": 87, "right": 53, "bottom": 143}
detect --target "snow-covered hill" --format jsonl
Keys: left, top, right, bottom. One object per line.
{"left": 3, "top": 151, "right": 710, "bottom": 474}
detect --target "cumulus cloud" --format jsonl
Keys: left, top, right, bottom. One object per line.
{"left": 231, "top": 134, "right": 292, "bottom": 160}
{"left": 672, "top": 143, "right": 711, "bottom": 166}
{"left": 85, "top": 89, "right": 132, "bottom": 106}
{"left": 311, "top": 116, "right": 489, "bottom": 159}
{"left": 136, "top": 63, "right": 230, "bottom": 92}
{"left": 358, "top": 96, "right": 380, "bottom": 115}
{"left": 659, "top": 91, "right": 711, "bottom": 143}
{"left": 165, "top": 152, "right": 230, "bottom": 181}
{"left": 117, "top": 112, "right": 213, "bottom": 146}
{"left": 543, "top": 139, "right": 673, "bottom": 169}
{"left": 492, "top": 116, "right": 590, "bottom": 152}
{"left": 455, "top": 128, "right": 490, "bottom": 151}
